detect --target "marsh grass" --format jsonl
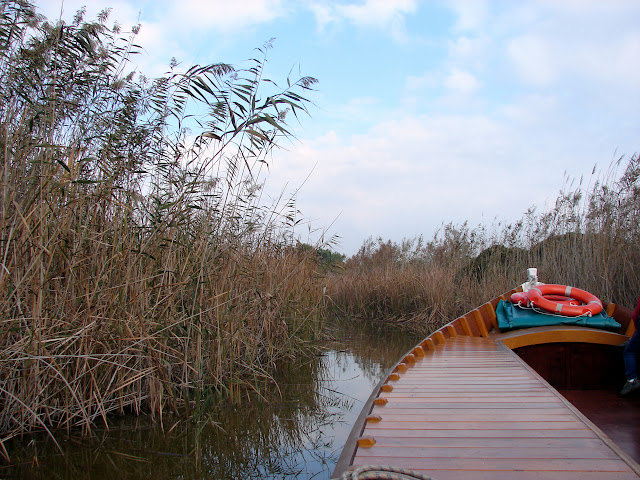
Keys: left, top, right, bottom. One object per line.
{"left": 327, "top": 154, "right": 640, "bottom": 334}
{"left": 0, "top": 1, "right": 324, "bottom": 452}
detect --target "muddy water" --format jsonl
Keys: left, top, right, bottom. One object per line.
{"left": 2, "top": 322, "right": 420, "bottom": 479}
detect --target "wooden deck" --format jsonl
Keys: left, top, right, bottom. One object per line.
{"left": 560, "top": 389, "right": 640, "bottom": 467}
{"left": 333, "top": 293, "right": 640, "bottom": 479}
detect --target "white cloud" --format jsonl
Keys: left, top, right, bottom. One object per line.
{"left": 405, "top": 72, "right": 438, "bottom": 91}
{"left": 444, "top": 68, "right": 480, "bottom": 94}
{"left": 33, "top": 0, "right": 640, "bottom": 256}
{"left": 266, "top": 109, "right": 560, "bottom": 254}
{"left": 166, "top": 0, "right": 288, "bottom": 31}
{"left": 577, "top": 31, "right": 640, "bottom": 88}
{"left": 38, "top": 0, "right": 140, "bottom": 27}
{"left": 448, "top": 35, "right": 489, "bottom": 70}
{"left": 502, "top": 2, "right": 640, "bottom": 91}
{"left": 403, "top": 68, "right": 480, "bottom": 103}
{"left": 310, "top": 0, "right": 418, "bottom": 43}
{"left": 308, "top": 3, "right": 337, "bottom": 31}
{"left": 448, "top": 0, "right": 488, "bottom": 33}
{"left": 337, "top": 0, "right": 417, "bottom": 26}
{"left": 267, "top": 60, "right": 639, "bottom": 254}
{"left": 506, "top": 35, "right": 556, "bottom": 87}
{"left": 499, "top": 94, "right": 558, "bottom": 125}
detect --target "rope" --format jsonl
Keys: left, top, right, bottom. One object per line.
{"left": 515, "top": 303, "right": 593, "bottom": 318}
{"left": 340, "top": 465, "right": 435, "bottom": 479}
{"left": 529, "top": 304, "right": 593, "bottom": 318}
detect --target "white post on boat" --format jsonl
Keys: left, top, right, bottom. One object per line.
{"left": 522, "top": 267, "right": 539, "bottom": 292}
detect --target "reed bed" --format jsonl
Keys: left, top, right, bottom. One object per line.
{"left": 0, "top": 1, "right": 324, "bottom": 452}
{"left": 327, "top": 153, "right": 640, "bottom": 334}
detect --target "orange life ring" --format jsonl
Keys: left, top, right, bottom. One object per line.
{"left": 540, "top": 294, "right": 581, "bottom": 306}
{"left": 510, "top": 292, "right": 530, "bottom": 306}
{"left": 527, "top": 284, "right": 603, "bottom": 317}
{"left": 510, "top": 292, "right": 581, "bottom": 308}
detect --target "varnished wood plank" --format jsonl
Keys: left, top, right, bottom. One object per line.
{"left": 560, "top": 389, "right": 640, "bottom": 466}
{"left": 449, "top": 317, "right": 467, "bottom": 336}
{"left": 365, "top": 471, "right": 640, "bottom": 480}
{"left": 384, "top": 379, "right": 544, "bottom": 385}
{"left": 370, "top": 401, "right": 566, "bottom": 408}
{"left": 352, "top": 456, "right": 635, "bottom": 472}
{"left": 457, "top": 316, "right": 473, "bottom": 336}
{"left": 369, "top": 413, "right": 583, "bottom": 422}
{"left": 462, "top": 312, "right": 482, "bottom": 337}
{"left": 368, "top": 436, "right": 607, "bottom": 448}
{"left": 334, "top": 294, "right": 640, "bottom": 480}
{"left": 499, "top": 327, "right": 627, "bottom": 349}
{"left": 405, "top": 371, "right": 530, "bottom": 376}
{"left": 364, "top": 428, "right": 595, "bottom": 438}
{"left": 389, "top": 371, "right": 539, "bottom": 377}
{"left": 386, "top": 377, "right": 548, "bottom": 384}
{"left": 390, "top": 369, "right": 537, "bottom": 375}
{"left": 379, "top": 390, "right": 558, "bottom": 397}
{"left": 627, "top": 320, "right": 636, "bottom": 337}
{"left": 421, "top": 337, "right": 436, "bottom": 351}
{"left": 362, "top": 420, "right": 587, "bottom": 430}
{"left": 387, "top": 376, "right": 550, "bottom": 382}
{"left": 399, "top": 371, "right": 536, "bottom": 376}
{"left": 485, "top": 301, "right": 498, "bottom": 329}
{"left": 473, "top": 309, "right": 490, "bottom": 337}
{"left": 381, "top": 396, "right": 562, "bottom": 403}
{"left": 382, "top": 382, "right": 547, "bottom": 388}
{"left": 446, "top": 324, "right": 458, "bottom": 337}
{"left": 359, "top": 445, "right": 620, "bottom": 459}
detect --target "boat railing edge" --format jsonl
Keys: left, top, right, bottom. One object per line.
{"left": 331, "top": 287, "right": 635, "bottom": 479}
{"left": 331, "top": 287, "right": 520, "bottom": 478}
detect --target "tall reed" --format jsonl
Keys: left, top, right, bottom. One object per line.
{"left": 327, "top": 154, "right": 640, "bottom": 333}
{"left": 0, "top": 1, "right": 323, "bottom": 451}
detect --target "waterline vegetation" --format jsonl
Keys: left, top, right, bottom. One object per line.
{"left": 326, "top": 154, "right": 640, "bottom": 334}
{"left": 0, "top": 0, "right": 323, "bottom": 453}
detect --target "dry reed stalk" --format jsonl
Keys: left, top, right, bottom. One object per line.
{"left": 328, "top": 154, "right": 640, "bottom": 333}
{"left": 0, "top": 2, "right": 324, "bottom": 453}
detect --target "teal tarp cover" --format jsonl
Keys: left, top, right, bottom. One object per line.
{"left": 496, "top": 299, "right": 621, "bottom": 332}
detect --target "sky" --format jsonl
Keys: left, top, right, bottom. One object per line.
{"left": 38, "top": 0, "right": 640, "bottom": 256}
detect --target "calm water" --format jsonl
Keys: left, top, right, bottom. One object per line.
{"left": 2, "top": 321, "right": 420, "bottom": 479}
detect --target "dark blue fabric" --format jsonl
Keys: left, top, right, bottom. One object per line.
{"left": 496, "top": 299, "right": 621, "bottom": 332}
{"left": 624, "top": 329, "right": 640, "bottom": 381}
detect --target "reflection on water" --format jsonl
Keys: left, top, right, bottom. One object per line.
{"left": 2, "top": 321, "right": 420, "bottom": 479}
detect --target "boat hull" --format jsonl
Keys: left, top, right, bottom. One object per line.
{"left": 332, "top": 288, "right": 640, "bottom": 479}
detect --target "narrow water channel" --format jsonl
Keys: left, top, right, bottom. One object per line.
{"left": 2, "top": 321, "right": 421, "bottom": 479}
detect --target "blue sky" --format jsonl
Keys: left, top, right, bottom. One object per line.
{"left": 39, "top": 0, "right": 640, "bottom": 255}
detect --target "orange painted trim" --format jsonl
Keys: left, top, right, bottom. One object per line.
{"left": 485, "top": 302, "right": 498, "bottom": 330}
{"left": 403, "top": 353, "right": 416, "bottom": 365}
{"left": 357, "top": 437, "right": 376, "bottom": 448}
{"left": 421, "top": 338, "right": 436, "bottom": 351}
{"left": 412, "top": 346, "right": 425, "bottom": 357}
{"left": 499, "top": 327, "right": 628, "bottom": 349}
{"left": 627, "top": 321, "right": 636, "bottom": 337}
{"left": 473, "top": 309, "right": 489, "bottom": 337}
{"left": 458, "top": 316, "right": 473, "bottom": 336}
{"left": 394, "top": 363, "right": 408, "bottom": 373}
